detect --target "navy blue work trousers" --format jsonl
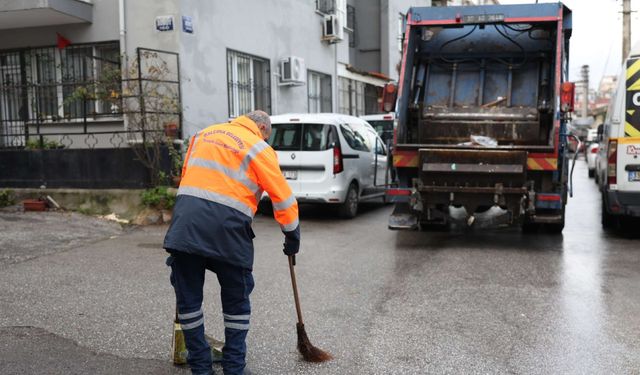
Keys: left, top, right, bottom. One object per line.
{"left": 167, "top": 251, "right": 254, "bottom": 375}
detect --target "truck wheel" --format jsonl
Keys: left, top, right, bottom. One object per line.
{"left": 544, "top": 209, "right": 565, "bottom": 234}
{"left": 338, "top": 183, "right": 359, "bottom": 219}
{"left": 588, "top": 169, "right": 595, "bottom": 178}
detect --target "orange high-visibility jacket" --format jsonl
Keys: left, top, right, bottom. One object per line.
{"left": 163, "top": 116, "right": 299, "bottom": 269}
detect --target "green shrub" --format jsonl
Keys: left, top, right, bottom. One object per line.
{"left": 141, "top": 186, "right": 175, "bottom": 210}
{"left": 0, "top": 189, "right": 15, "bottom": 207}
{"left": 25, "top": 137, "right": 64, "bottom": 150}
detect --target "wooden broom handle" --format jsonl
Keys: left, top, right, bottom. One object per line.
{"left": 288, "top": 255, "right": 304, "bottom": 325}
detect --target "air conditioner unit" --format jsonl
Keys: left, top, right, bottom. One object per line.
{"left": 279, "top": 56, "right": 306, "bottom": 86}
{"left": 322, "top": 14, "right": 344, "bottom": 42}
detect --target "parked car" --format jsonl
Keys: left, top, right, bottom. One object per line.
{"left": 360, "top": 113, "right": 396, "bottom": 183}
{"left": 586, "top": 128, "right": 598, "bottom": 144}
{"left": 586, "top": 142, "right": 599, "bottom": 178}
{"left": 359, "top": 113, "right": 395, "bottom": 147}
{"left": 265, "top": 113, "right": 389, "bottom": 218}
{"left": 596, "top": 46, "right": 640, "bottom": 228}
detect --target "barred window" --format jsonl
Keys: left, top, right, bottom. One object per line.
{"left": 226, "top": 50, "right": 271, "bottom": 118}
{"left": 338, "top": 77, "right": 365, "bottom": 116}
{"left": 338, "top": 77, "right": 380, "bottom": 116}
{"left": 316, "top": 0, "right": 335, "bottom": 14}
{"left": 307, "top": 70, "right": 332, "bottom": 113}
{"left": 0, "top": 42, "right": 120, "bottom": 123}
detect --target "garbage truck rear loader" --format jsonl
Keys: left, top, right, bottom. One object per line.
{"left": 386, "top": 3, "right": 574, "bottom": 232}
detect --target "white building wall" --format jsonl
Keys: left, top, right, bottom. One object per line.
{"left": 381, "top": 0, "right": 432, "bottom": 81}
{"left": 0, "top": 0, "right": 431, "bottom": 140}
{"left": 173, "top": 0, "right": 337, "bottom": 138}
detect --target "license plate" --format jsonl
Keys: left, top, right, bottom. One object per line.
{"left": 629, "top": 171, "right": 640, "bottom": 182}
{"left": 283, "top": 170, "right": 297, "bottom": 180}
{"left": 462, "top": 13, "right": 504, "bottom": 24}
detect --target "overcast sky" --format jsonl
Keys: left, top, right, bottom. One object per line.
{"left": 498, "top": 0, "right": 639, "bottom": 89}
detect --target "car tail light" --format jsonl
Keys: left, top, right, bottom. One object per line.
{"left": 333, "top": 145, "right": 344, "bottom": 174}
{"left": 607, "top": 139, "right": 617, "bottom": 185}
{"left": 590, "top": 146, "right": 599, "bottom": 154}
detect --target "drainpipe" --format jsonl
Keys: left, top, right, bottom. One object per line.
{"left": 334, "top": 41, "right": 339, "bottom": 112}
{"left": 118, "top": 0, "right": 129, "bottom": 130}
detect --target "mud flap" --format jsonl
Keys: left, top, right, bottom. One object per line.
{"left": 389, "top": 202, "right": 419, "bottom": 230}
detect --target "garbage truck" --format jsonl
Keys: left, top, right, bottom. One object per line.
{"left": 385, "top": 3, "right": 574, "bottom": 232}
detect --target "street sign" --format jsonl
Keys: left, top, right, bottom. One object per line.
{"left": 155, "top": 16, "right": 174, "bottom": 32}
{"left": 182, "top": 16, "right": 193, "bottom": 34}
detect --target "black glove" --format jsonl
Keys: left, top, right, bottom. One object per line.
{"left": 282, "top": 224, "right": 300, "bottom": 256}
{"left": 283, "top": 236, "right": 299, "bottom": 256}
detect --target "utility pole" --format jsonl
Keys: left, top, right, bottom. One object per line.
{"left": 623, "top": 0, "right": 631, "bottom": 61}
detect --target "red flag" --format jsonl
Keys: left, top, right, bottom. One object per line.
{"left": 56, "top": 33, "right": 71, "bottom": 49}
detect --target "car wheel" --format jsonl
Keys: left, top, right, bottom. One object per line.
{"left": 338, "top": 183, "right": 359, "bottom": 219}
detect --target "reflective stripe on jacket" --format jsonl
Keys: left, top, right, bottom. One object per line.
{"left": 163, "top": 116, "right": 299, "bottom": 269}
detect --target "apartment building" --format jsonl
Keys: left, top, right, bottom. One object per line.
{"left": 0, "top": 0, "right": 429, "bottom": 146}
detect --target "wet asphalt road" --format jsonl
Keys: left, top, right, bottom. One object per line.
{"left": 0, "top": 159, "right": 639, "bottom": 374}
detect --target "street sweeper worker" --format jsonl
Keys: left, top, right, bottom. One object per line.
{"left": 163, "top": 110, "right": 300, "bottom": 375}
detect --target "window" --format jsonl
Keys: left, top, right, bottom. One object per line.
{"left": 364, "top": 84, "right": 381, "bottom": 115}
{"left": 227, "top": 50, "right": 271, "bottom": 118}
{"left": 367, "top": 120, "right": 394, "bottom": 146}
{"left": 346, "top": 5, "right": 356, "bottom": 48}
{"left": 316, "top": 0, "right": 335, "bottom": 14}
{"left": 340, "top": 123, "right": 369, "bottom": 152}
{"left": 268, "top": 123, "right": 334, "bottom": 151}
{"left": 339, "top": 77, "right": 369, "bottom": 116}
{"left": 398, "top": 13, "right": 405, "bottom": 52}
{"left": 366, "top": 129, "right": 386, "bottom": 155}
{"left": 0, "top": 42, "right": 120, "bottom": 122}
{"left": 307, "top": 71, "right": 332, "bottom": 113}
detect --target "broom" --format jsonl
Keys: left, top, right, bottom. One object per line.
{"left": 287, "top": 255, "right": 332, "bottom": 362}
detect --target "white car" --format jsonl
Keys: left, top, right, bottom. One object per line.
{"left": 586, "top": 142, "right": 599, "bottom": 178}
{"left": 266, "top": 113, "right": 389, "bottom": 218}
{"left": 359, "top": 113, "right": 395, "bottom": 147}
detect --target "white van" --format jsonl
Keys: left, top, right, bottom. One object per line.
{"left": 359, "top": 113, "right": 395, "bottom": 147}
{"left": 596, "top": 46, "right": 640, "bottom": 228}
{"left": 266, "top": 113, "right": 389, "bottom": 218}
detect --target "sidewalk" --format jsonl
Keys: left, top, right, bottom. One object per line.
{"left": 0, "top": 211, "right": 188, "bottom": 374}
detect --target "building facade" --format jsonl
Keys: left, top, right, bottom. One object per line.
{"left": 0, "top": 0, "right": 430, "bottom": 146}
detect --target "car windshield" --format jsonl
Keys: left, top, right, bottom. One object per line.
{"left": 268, "top": 123, "right": 332, "bottom": 151}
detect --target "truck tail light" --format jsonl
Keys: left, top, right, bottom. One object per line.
{"left": 560, "top": 82, "right": 575, "bottom": 113}
{"left": 333, "top": 144, "right": 344, "bottom": 174}
{"left": 380, "top": 83, "right": 397, "bottom": 113}
{"left": 607, "top": 139, "right": 617, "bottom": 185}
